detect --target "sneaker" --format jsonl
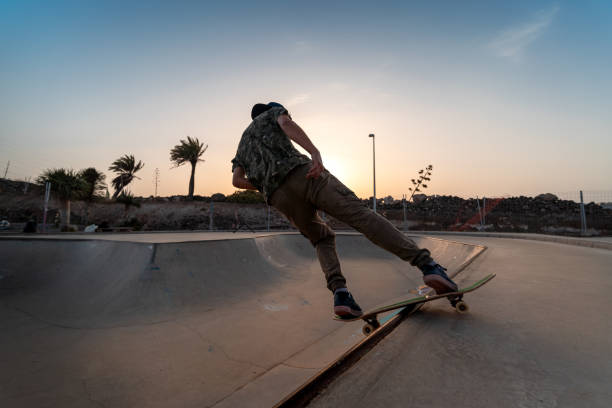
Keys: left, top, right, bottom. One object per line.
{"left": 421, "top": 263, "right": 458, "bottom": 295}
{"left": 334, "top": 290, "right": 363, "bottom": 318}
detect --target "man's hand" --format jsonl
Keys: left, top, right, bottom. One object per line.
{"left": 232, "top": 166, "right": 258, "bottom": 190}
{"left": 307, "top": 150, "right": 324, "bottom": 179}
{"left": 278, "top": 114, "right": 325, "bottom": 179}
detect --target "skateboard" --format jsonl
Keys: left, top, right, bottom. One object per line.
{"left": 334, "top": 273, "right": 496, "bottom": 336}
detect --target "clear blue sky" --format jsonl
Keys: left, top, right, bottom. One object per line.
{"left": 1, "top": 0, "right": 611, "bottom": 198}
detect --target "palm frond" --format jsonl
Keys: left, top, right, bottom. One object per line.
{"left": 109, "top": 155, "right": 144, "bottom": 198}
{"left": 79, "top": 167, "right": 107, "bottom": 201}
{"left": 37, "top": 168, "right": 87, "bottom": 201}
{"left": 170, "top": 136, "right": 208, "bottom": 167}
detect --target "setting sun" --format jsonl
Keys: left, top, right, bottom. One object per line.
{"left": 324, "top": 156, "right": 349, "bottom": 184}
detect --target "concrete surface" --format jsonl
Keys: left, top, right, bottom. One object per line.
{"left": 0, "top": 232, "right": 483, "bottom": 408}
{"left": 308, "top": 237, "right": 612, "bottom": 408}
{"left": 407, "top": 231, "right": 612, "bottom": 251}
{"left": 4, "top": 230, "right": 610, "bottom": 249}
{"left": 0, "top": 231, "right": 280, "bottom": 243}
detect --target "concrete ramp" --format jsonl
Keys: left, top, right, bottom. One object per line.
{"left": 0, "top": 233, "right": 484, "bottom": 407}
{"left": 0, "top": 239, "right": 292, "bottom": 328}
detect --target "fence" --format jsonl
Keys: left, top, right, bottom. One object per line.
{"left": 1, "top": 176, "right": 611, "bottom": 236}
{"left": 444, "top": 190, "right": 612, "bottom": 236}
{"left": 553, "top": 191, "right": 612, "bottom": 206}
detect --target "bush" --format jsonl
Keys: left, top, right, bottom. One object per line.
{"left": 225, "top": 190, "right": 265, "bottom": 204}
{"left": 120, "top": 217, "right": 144, "bottom": 231}
{"left": 115, "top": 191, "right": 141, "bottom": 208}
{"left": 210, "top": 193, "right": 226, "bottom": 202}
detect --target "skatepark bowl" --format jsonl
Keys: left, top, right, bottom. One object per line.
{"left": 0, "top": 232, "right": 484, "bottom": 408}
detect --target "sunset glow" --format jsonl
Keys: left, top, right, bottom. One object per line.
{"left": 1, "top": 1, "right": 610, "bottom": 199}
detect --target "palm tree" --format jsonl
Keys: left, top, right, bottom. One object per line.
{"left": 37, "top": 168, "right": 87, "bottom": 228}
{"left": 79, "top": 167, "right": 107, "bottom": 201}
{"left": 170, "top": 136, "right": 208, "bottom": 198}
{"left": 79, "top": 167, "right": 107, "bottom": 224}
{"left": 109, "top": 155, "right": 144, "bottom": 198}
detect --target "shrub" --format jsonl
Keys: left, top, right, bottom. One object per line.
{"left": 210, "top": 193, "right": 226, "bottom": 202}
{"left": 225, "top": 190, "right": 265, "bottom": 204}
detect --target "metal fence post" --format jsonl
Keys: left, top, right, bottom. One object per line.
{"left": 42, "top": 182, "right": 51, "bottom": 233}
{"left": 402, "top": 194, "right": 407, "bottom": 230}
{"left": 483, "top": 197, "right": 486, "bottom": 224}
{"left": 209, "top": 201, "right": 214, "bottom": 231}
{"left": 580, "top": 190, "right": 587, "bottom": 235}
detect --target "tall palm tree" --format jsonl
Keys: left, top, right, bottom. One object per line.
{"left": 109, "top": 155, "right": 144, "bottom": 198}
{"left": 37, "top": 168, "right": 86, "bottom": 228}
{"left": 170, "top": 136, "right": 208, "bottom": 198}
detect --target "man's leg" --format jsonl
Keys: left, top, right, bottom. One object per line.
{"left": 269, "top": 183, "right": 346, "bottom": 292}
{"left": 270, "top": 173, "right": 363, "bottom": 317}
{"left": 308, "top": 172, "right": 431, "bottom": 267}
{"left": 307, "top": 170, "right": 457, "bottom": 293}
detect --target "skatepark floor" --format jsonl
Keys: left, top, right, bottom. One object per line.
{"left": 307, "top": 236, "right": 612, "bottom": 408}
{"left": 0, "top": 232, "right": 482, "bottom": 408}
{"left": 2, "top": 232, "right": 610, "bottom": 407}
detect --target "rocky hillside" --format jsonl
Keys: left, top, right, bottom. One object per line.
{"left": 364, "top": 194, "right": 612, "bottom": 235}
{"left": 1, "top": 178, "right": 610, "bottom": 236}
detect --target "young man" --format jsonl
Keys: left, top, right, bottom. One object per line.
{"left": 231, "top": 102, "right": 458, "bottom": 318}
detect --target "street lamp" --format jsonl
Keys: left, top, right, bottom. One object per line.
{"left": 369, "top": 133, "right": 376, "bottom": 213}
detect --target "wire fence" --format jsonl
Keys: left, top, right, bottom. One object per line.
{"left": 363, "top": 191, "right": 612, "bottom": 236}
{"left": 553, "top": 191, "right": 612, "bottom": 206}
{"left": 1, "top": 172, "right": 611, "bottom": 236}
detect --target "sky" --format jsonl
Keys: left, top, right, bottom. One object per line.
{"left": 1, "top": 0, "right": 611, "bottom": 199}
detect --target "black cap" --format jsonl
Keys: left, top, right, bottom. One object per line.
{"left": 250, "top": 102, "right": 286, "bottom": 120}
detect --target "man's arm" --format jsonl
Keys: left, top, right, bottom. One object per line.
{"left": 232, "top": 166, "right": 258, "bottom": 190}
{"left": 277, "top": 114, "right": 324, "bottom": 179}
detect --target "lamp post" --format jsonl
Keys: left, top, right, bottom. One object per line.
{"left": 368, "top": 133, "right": 376, "bottom": 213}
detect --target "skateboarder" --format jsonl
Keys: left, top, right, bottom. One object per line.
{"left": 231, "top": 102, "right": 458, "bottom": 318}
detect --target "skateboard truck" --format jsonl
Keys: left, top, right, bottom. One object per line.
{"left": 447, "top": 294, "right": 469, "bottom": 313}
{"left": 361, "top": 316, "right": 381, "bottom": 336}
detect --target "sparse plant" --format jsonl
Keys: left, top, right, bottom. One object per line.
{"left": 408, "top": 164, "right": 433, "bottom": 202}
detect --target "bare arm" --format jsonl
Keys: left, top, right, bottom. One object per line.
{"left": 232, "top": 166, "right": 258, "bottom": 190}
{"left": 277, "top": 114, "right": 324, "bottom": 178}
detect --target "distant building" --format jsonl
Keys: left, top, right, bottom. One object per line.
{"left": 382, "top": 195, "right": 395, "bottom": 205}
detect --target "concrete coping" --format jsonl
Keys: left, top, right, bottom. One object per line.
{"left": 1, "top": 230, "right": 610, "bottom": 250}
{"left": 405, "top": 231, "right": 612, "bottom": 251}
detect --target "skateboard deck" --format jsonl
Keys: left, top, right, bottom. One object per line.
{"left": 334, "top": 273, "right": 495, "bottom": 336}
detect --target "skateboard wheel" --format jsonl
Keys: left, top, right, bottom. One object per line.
{"left": 362, "top": 323, "right": 376, "bottom": 336}
{"left": 455, "top": 301, "right": 469, "bottom": 313}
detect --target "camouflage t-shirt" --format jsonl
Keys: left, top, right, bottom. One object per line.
{"left": 231, "top": 106, "right": 311, "bottom": 201}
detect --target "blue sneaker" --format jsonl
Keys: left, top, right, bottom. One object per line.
{"left": 421, "top": 263, "right": 458, "bottom": 295}
{"left": 334, "top": 290, "right": 363, "bottom": 318}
